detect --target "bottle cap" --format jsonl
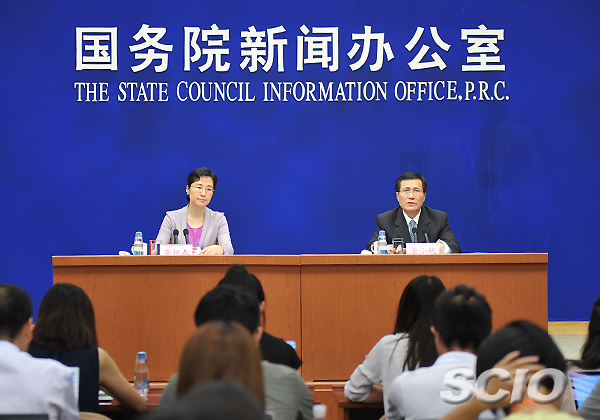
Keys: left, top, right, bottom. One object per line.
{"left": 137, "top": 351, "right": 147, "bottom": 358}
{"left": 313, "top": 404, "right": 327, "bottom": 419}
{"left": 136, "top": 231, "right": 143, "bottom": 236}
{"left": 379, "top": 230, "right": 385, "bottom": 234}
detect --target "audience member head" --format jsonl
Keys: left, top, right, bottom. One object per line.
{"left": 431, "top": 284, "right": 492, "bottom": 352}
{"left": 187, "top": 168, "right": 217, "bottom": 202}
{"left": 394, "top": 275, "right": 446, "bottom": 370}
{"left": 0, "top": 284, "right": 33, "bottom": 349}
{"left": 395, "top": 172, "right": 427, "bottom": 193}
{"left": 572, "top": 295, "right": 600, "bottom": 370}
{"left": 31, "top": 283, "right": 98, "bottom": 350}
{"left": 176, "top": 321, "right": 265, "bottom": 407}
{"left": 218, "top": 265, "right": 265, "bottom": 303}
{"left": 218, "top": 265, "right": 255, "bottom": 295}
{"left": 194, "top": 285, "right": 260, "bottom": 335}
{"left": 147, "top": 381, "right": 264, "bottom": 420}
{"left": 476, "top": 320, "right": 566, "bottom": 397}
{"left": 248, "top": 274, "right": 265, "bottom": 304}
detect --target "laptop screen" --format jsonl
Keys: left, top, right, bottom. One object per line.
{"left": 569, "top": 370, "right": 600, "bottom": 409}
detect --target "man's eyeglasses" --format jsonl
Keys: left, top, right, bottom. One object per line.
{"left": 399, "top": 188, "right": 423, "bottom": 196}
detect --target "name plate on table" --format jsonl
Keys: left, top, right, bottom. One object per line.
{"left": 405, "top": 243, "right": 439, "bottom": 254}
{"left": 159, "top": 244, "right": 194, "bottom": 255}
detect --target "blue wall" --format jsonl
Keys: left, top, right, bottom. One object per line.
{"left": 1, "top": 0, "right": 599, "bottom": 320}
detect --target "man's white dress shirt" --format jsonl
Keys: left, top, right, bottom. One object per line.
{"left": 387, "top": 351, "right": 478, "bottom": 420}
{"left": 0, "top": 341, "right": 79, "bottom": 420}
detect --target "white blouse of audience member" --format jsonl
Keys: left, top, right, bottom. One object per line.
{"left": 344, "top": 333, "right": 409, "bottom": 415}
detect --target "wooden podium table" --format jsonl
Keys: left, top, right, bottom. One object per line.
{"left": 52, "top": 253, "right": 547, "bottom": 382}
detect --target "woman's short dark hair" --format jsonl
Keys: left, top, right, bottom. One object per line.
{"left": 31, "top": 283, "right": 98, "bottom": 350}
{"left": 395, "top": 172, "right": 427, "bottom": 193}
{"left": 187, "top": 168, "right": 217, "bottom": 202}
{"left": 571, "top": 296, "right": 600, "bottom": 370}
{"left": 217, "top": 265, "right": 265, "bottom": 304}
{"left": 393, "top": 275, "right": 446, "bottom": 370}
{"left": 476, "top": 320, "right": 566, "bottom": 392}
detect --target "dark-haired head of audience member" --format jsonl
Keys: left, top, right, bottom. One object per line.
{"left": 476, "top": 320, "right": 566, "bottom": 405}
{"left": 431, "top": 284, "right": 492, "bottom": 353}
{"left": 194, "top": 285, "right": 260, "bottom": 335}
{"left": 0, "top": 284, "right": 33, "bottom": 350}
{"left": 217, "top": 265, "right": 266, "bottom": 325}
{"left": 572, "top": 295, "right": 600, "bottom": 370}
{"left": 218, "top": 265, "right": 265, "bottom": 303}
{"left": 30, "top": 283, "right": 98, "bottom": 351}
{"left": 394, "top": 275, "right": 446, "bottom": 370}
{"left": 147, "top": 381, "right": 264, "bottom": 420}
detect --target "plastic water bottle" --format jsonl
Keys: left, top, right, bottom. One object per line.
{"left": 133, "top": 231, "right": 143, "bottom": 255}
{"left": 378, "top": 230, "right": 387, "bottom": 254}
{"left": 133, "top": 351, "right": 150, "bottom": 399}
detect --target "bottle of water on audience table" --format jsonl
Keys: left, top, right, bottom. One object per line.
{"left": 134, "top": 351, "right": 150, "bottom": 399}
{"left": 378, "top": 230, "right": 387, "bottom": 254}
{"left": 133, "top": 231, "right": 143, "bottom": 255}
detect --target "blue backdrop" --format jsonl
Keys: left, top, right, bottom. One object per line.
{"left": 1, "top": 0, "right": 599, "bottom": 320}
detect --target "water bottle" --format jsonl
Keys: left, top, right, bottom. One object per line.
{"left": 378, "top": 230, "right": 387, "bottom": 254}
{"left": 133, "top": 351, "right": 150, "bottom": 399}
{"left": 133, "top": 231, "right": 143, "bottom": 255}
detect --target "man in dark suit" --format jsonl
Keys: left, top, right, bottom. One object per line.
{"left": 367, "top": 172, "right": 461, "bottom": 253}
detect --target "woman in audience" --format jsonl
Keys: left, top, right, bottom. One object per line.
{"left": 570, "top": 296, "right": 600, "bottom": 370}
{"left": 344, "top": 275, "right": 446, "bottom": 416}
{"left": 440, "top": 320, "right": 575, "bottom": 420}
{"left": 28, "top": 283, "right": 146, "bottom": 413}
{"left": 176, "top": 321, "right": 265, "bottom": 408}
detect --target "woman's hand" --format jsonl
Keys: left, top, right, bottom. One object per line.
{"left": 198, "top": 245, "right": 225, "bottom": 255}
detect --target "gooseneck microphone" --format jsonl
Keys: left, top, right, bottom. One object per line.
{"left": 173, "top": 229, "right": 179, "bottom": 244}
{"left": 183, "top": 228, "right": 190, "bottom": 244}
{"left": 424, "top": 232, "right": 430, "bottom": 243}
{"left": 411, "top": 226, "right": 418, "bottom": 243}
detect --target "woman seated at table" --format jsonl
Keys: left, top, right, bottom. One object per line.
{"left": 344, "top": 275, "right": 446, "bottom": 417}
{"left": 155, "top": 167, "right": 233, "bottom": 255}
{"left": 28, "top": 283, "right": 146, "bottom": 413}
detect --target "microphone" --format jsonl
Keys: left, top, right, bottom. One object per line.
{"left": 411, "top": 226, "right": 418, "bottom": 243}
{"left": 424, "top": 232, "right": 430, "bottom": 243}
{"left": 173, "top": 229, "right": 179, "bottom": 244}
{"left": 183, "top": 228, "right": 190, "bottom": 245}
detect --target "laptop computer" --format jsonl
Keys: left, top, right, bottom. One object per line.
{"left": 569, "top": 370, "right": 600, "bottom": 409}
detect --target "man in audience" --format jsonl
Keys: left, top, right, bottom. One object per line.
{"left": 0, "top": 284, "right": 79, "bottom": 420}
{"left": 160, "top": 285, "right": 314, "bottom": 420}
{"left": 387, "top": 284, "right": 492, "bottom": 420}
{"left": 218, "top": 264, "right": 303, "bottom": 369}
